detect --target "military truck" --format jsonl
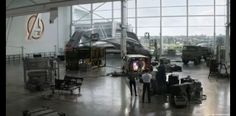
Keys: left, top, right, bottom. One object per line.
{"left": 182, "top": 45, "right": 213, "bottom": 65}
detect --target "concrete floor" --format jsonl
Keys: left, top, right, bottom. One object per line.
{"left": 6, "top": 54, "right": 230, "bottom": 116}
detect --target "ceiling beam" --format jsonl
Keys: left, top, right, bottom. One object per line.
{"left": 6, "top": 0, "right": 120, "bottom": 17}
{"left": 29, "top": 0, "right": 37, "bottom": 4}
{"left": 6, "top": 0, "right": 16, "bottom": 9}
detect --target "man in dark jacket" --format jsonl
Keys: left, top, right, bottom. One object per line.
{"left": 128, "top": 71, "right": 137, "bottom": 96}
{"left": 156, "top": 59, "right": 167, "bottom": 94}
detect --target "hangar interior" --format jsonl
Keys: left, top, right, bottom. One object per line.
{"left": 6, "top": 0, "right": 230, "bottom": 116}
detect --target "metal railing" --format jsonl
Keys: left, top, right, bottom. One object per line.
{"left": 6, "top": 54, "right": 22, "bottom": 63}
{"left": 6, "top": 52, "right": 57, "bottom": 63}
{"left": 25, "top": 52, "right": 56, "bottom": 59}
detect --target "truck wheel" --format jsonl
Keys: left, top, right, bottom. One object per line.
{"left": 183, "top": 60, "right": 189, "bottom": 64}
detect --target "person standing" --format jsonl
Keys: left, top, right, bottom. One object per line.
{"left": 156, "top": 59, "right": 167, "bottom": 94}
{"left": 128, "top": 71, "right": 137, "bottom": 96}
{"left": 141, "top": 69, "right": 152, "bottom": 103}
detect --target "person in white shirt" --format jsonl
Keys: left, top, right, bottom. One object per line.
{"left": 141, "top": 69, "right": 152, "bottom": 103}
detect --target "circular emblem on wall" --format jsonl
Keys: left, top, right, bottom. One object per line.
{"left": 27, "top": 14, "right": 44, "bottom": 40}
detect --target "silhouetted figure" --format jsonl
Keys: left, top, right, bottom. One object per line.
{"left": 128, "top": 71, "right": 137, "bottom": 96}
{"left": 156, "top": 59, "right": 167, "bottom": 94}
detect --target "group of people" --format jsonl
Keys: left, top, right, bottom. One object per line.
{"left": 128, "top": 60, "right": 166, "bottom": 103}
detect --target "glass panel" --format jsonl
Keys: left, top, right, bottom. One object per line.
{"left": 128, "top": 19, "right": 135, "bottom": 28}
{"left": 113, "top": 9, "right": 121, "bottom": 18}
{"left": 113, "top": 1, "right": 121, "bottom": 10}
{"left": 114, "top": 19, "right": 121, "bottom": 23}
{"left": 162, "top": 0, "right": 186, "bottom": 6}
{"left": 74, "top": 21, "right": 90, "bottom": 24}
{"left": 137, "top": 28, "right": 160, "bottom": 36}
{"left": 73, "top": 21, "right": 91, "bottom": 32}
{"left": 189, "top": 6, "right": 214, "bottom": 15}
{"left": 162, "top": 17, "right": 186, "bottom": 26}
{"left": 162, "top": 35, "right": 186, "bottom": 53}
{"left": 216, "top": 0, "right": 226, "bottom": 5}
{"left": 137, "top": 8, "right": 160, "bottom": 17}
{"left": 128, "top": 9, "right": 135, "bottom": 18}
{"left": 128, "top": 0, "right": 135, "bottom": 8}
{"left": 216, "top": 6, "right": 226, "bottom": 15}
{"left": 162, "top": 7, "right": 186, "bottom": 16}
{"left": 216, "top": 27, "right": 226, "bottom": 36}
{"left": 93, "top": 2, "right": 111, "bottom": 11}
{"left": 189, "top": 27, "right": 213, "bottom": 36}
{"left": 78, "top": 4, "right": 91, "bottom": 9}
{"left": 137, "top": 0, "right": 160, "bottom": 8}
{"left": 93, "top": 11, "right": 112, "bottom": 19}
{"left": 93, "top": 19, "right": 110, "bottom": 23}
{"left": 189, "top": 17, "right": 214, "bottom": 26}
{"left": 72, "top": 5, "right": 90, "bottom": 21}
{"left": 162, "top": 27, "right": 186, "bottom": 36}
{"left": 189, "top": 0, "right": 213, "bottom": 5}
{"left": 216, "top": 16, "right": 226, "bottom": 26}
{"left": 138, "top": 18, "right": 160, "bottom": 27}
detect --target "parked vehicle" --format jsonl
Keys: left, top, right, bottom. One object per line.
{"left": 182, "top": 45, "right": 213, "bottom": 65}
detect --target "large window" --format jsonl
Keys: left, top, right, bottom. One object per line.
{"left": 162, "top": 17, "right": 186, "bottom": 27}
{"left": 137, "top": 0, "right": 160, "bottom": 8}
{"left": 72, "top": 0, "right": 227, "bottom": 54}
{"left": 189, "top": 0, "right": 213, "bottom": 5}
{"left": 137, "top": 18, "right": 160, "bottom": 27}
{"left": 162, "top": 7, "right": 186, "bottom": 16}
{"left": 163, "top": 0, "right": 186, "bottom": 6}
{"left": 189, "top": 6, "right": 214, "bottom": 15}
{"left": 189, "top": 17, "right": 214, "bottom": 26}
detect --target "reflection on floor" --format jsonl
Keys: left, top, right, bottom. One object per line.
{"left": 6, "top": 54, "right": 230, "bottom": 116}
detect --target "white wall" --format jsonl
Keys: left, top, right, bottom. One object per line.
{"left": 6, "top": 6, "right": 71, "bottom": 55}
{"left": 58, "top": 7, "right": 71, "bottom": 54}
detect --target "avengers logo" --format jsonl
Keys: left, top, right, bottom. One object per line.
{"left": 26, "top": 14, "right": 44, "bottom": 40}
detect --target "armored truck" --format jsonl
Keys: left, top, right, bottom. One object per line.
{"left": 182, "top": 45, "right": 213, "bottom": 65}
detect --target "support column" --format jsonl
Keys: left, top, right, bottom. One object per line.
{"left": 56, "top": 18, "right": 59, "bottom": 56}
{"left": 6, "top": 16, "right": 13, "bottom": 43}
{"left": 21, "top": 46, "right": 24, "bottom": 60}
{"left": 160, "top": 0, "right": 163, "bottom": 56}
{"left": 112, "top": 1, "right": 114, "bottom": 24}
{"left": 121, "top": 0, "right": 128, "bottom": 58}
{"left": 225, "top": 0, "right": 230, "bottom": 64}
{"left": 214, "top": 0, "right": 216, "bottom": 54}
{"left": 70, "top": 6, "right": 72, "bottom": 38}
{"left": 91, "top": 3, "right": 94, "bottom": 32}
{"left": 111, "top": 1, "right": 115, "bottom": 37}
{"left": 186, "top": 0, "right": 189, "bottom": 45}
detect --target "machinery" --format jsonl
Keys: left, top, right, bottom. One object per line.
{"left": 65, "top": 46, "right": 106, "bottom": 71}
{"left": 169, "top": 75, "right": 206, "bottom": 107}
{"left": 65, "top": 29, "right": 151, "bottom": 71}
{"left": 65, "top": 32, "right": 106, "bottom": 70}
